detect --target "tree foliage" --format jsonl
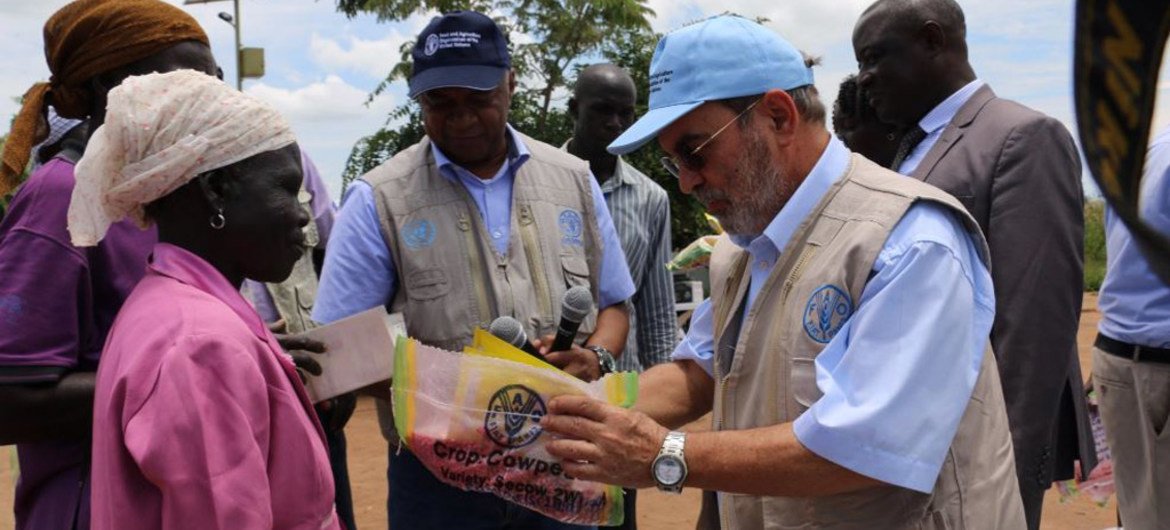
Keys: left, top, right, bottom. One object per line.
{"left": 337, "top": 0, "right": 712, "bottom": 248}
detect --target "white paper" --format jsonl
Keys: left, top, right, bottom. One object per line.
{"left": 301, "top": 308, "right": 404, "bottom": 403}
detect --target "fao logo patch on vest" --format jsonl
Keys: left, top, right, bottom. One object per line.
{"left": 803, "top": 285, "right": 852, "bottom": 344}
{"left": 402, "top": 219, "right": 436, "bottom": 250}
{"left": 559, "top": 209, "right": 583, "bottom": 246}
{"left": 484, "top": 384, "right": 547, "bottom": 448}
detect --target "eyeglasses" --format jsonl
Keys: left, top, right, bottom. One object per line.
{"left": 660, "top": 98, "right": 761, "bottom": 178}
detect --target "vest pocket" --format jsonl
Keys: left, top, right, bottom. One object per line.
{"left": 560, "top": 255, "right": 592, "bottom": 290}
{"left": 405, "top": 269, "right": 450, "bottom": 301}
{"left": 790, "top": 357, "right": 822, "bottom": 412}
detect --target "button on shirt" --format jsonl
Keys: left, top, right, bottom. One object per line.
{"left": 896, "top": 79, "right": 985, "bottom": 175}
{"left": 312, "top": 126, "right": 635, "bottom": 325}
{"left": 672, "top": 137, "right": 996, "bottom": 493}
{"left": 1098, "top": 125, "right": 1170, "bottom": 347}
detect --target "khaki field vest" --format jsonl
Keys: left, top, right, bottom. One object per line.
{"left": 363, "top": 133, "right": 604, "bottom": 440}
{"left": 703, "top": 155, "right": 1025, "bottom": 529}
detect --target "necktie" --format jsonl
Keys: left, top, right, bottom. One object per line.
{"left": 890, "top": 126, "right": 928, "bottom": 171}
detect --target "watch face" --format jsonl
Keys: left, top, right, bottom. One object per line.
{"left": 654, "top": 456, "right": 685, "bottom": 485}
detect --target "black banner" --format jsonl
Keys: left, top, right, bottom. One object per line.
{"left": 1074, "top": 0, "right": 1170, "bottom": 283}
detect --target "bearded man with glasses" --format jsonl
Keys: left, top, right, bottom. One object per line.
{"left": 539, "top": 14, "right": 1026, "bottom": 529}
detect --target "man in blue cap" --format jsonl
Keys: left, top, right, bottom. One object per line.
{"left": 540, "top": 15, "right": 1026, "bottom": 529}
{"left": 312, "top": 10, "right": 634, "bottom": 529}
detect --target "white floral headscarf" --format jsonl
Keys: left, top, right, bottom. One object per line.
{"left": 67, "top": 69, "right": 296, "bottom": 246}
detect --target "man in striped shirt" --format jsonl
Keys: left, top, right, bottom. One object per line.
{"left": 566, "top": 64, "right": 678, "bottom": 529}
{"left": 567, "top": 64, "right": 678, "bottom": 373}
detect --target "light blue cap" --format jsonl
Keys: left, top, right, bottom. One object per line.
{"left": 607, "top": 15, "right": 815, "bottom": 155}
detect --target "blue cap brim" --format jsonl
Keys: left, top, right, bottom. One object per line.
{"left": 409, "top": 65, "right": 507, "bottom": 98}
{"left": 606, "top": 101, "right": 704, "bottom": 155}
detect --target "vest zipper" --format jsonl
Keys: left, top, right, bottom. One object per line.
{"left": 459, "top": 212, "right": 494, "bottom": 326}
{"left": 780, "top": 247, "right": 818, "bottom": 304}
{"left": 518, "top": 205, "right": 553, "bottom": 320}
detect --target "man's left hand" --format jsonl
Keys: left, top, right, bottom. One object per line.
{"left": 536, "top": 336, "right": 600, "bottom": 382}
{"left": 541, "top": 395, "right": 669, "bottom": 488}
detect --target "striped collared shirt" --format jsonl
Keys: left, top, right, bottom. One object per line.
{"left": 564, "top": 140, "right": 679, "bottom": 371}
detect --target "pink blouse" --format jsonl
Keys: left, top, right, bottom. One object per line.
{"left": 91, "top": 243, "right": 340, "bottom": 529}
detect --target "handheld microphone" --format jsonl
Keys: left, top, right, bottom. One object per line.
{"left": 488, "top": 316, "right": 543, "bottom": 360}
{"left": 549, "top": 286, "right": 594, "bottom": 353}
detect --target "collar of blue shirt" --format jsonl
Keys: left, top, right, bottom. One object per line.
{"left": 430, "top": 124, "right": 533, "bottom": 186}
{"left": 731, "top": 136, "right": 851, "bottom": 261}
{"left": 917, "top": 79, "right": 985, "bottom": 136}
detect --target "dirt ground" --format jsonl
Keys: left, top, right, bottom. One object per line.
{"left": 0, "top": 294, "right": 1118, "bottom": 529}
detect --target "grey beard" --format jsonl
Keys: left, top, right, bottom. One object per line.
{"left": 698, "top": 130, "right": 790, "bottom": 240}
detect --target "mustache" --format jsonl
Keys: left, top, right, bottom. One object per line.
{"left": 693, "top": 188, "right": 729, "bottom": 206}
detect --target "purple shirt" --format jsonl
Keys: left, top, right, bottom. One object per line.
{"left": 90, "top": 243, "right": 340, "bottom": 530}
{"left": 0, "top": 157, "right": 156, "bottom": 529}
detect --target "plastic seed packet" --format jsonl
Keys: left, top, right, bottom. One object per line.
{"left": 666, "top": 235, "right": 720, "bottom": 272}
{"left": 393, "top": 330, "right": 638, "bottom": 526}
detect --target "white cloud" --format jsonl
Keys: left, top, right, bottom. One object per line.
{"left": 1, "top": 0, "right": 1167, "bottom": 198}
{"left": 309, "top": 31, "right": 410, "bottom": 79}
{"left": 246, "top": 76, "right": 397, "bottom": 200}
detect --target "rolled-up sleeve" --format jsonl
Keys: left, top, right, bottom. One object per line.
{"left": 589, "top": 175, "right": 636, "bottom": 309}
{"left": 0, "top": 229, "right": 89, "bottom": 383}
{"left": 670, "top": 298, "right": 716, "bottom": 377}
{"left": 792, "top": 203, "right": 994, "bottom": 493}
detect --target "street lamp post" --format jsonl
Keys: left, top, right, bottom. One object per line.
{"left": 184, "top": 0, "right": 243, "bottom": 90}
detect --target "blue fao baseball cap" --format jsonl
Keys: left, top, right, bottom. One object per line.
{"left": 408, "top": 11, "right": 511, "bottom": 98}
{"left": 607, "top": 15, "right": 815, "bottom": 155}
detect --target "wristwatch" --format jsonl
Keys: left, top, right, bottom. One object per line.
{"left": 652, "top": 431, "right": 688, "bottom": 494}
{"left": 586, "top": 344, "right": 616, "bottom": 376}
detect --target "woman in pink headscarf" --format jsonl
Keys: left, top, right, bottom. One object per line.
{"left": 71, "top": 70, "right": 341, "bottom": 530}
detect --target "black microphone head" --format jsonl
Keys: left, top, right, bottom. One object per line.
{"left": 560, "top": 286, "right": 594, "bottom": 323}
{"left": 489, "top": 316, "right": 528, "bottom": 347}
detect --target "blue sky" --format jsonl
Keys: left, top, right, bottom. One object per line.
{"left": 2, "top": 0, "right": 1169, "bottom": 201}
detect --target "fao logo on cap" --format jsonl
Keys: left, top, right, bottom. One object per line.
{"left": 424, "top": 34, "right": 440, "bottom": 56}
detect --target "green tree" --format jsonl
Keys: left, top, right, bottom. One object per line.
{"left": 598, "top": 28, "right": 710, "bottom": 248}
{"left": 336, "top": 0, "right": 652, "bottom": 167}
{"left": 338, "top": 0, "right": 712, "bottom": 248}
{"left": 1084, "top": 199, "right": 1107, "bottom": 291}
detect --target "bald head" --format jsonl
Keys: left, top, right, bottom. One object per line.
{"left": 569, "top": 64, "right": 637, "bottom": 164}
{"left": 860, "top": 0, "right": 967, "bottom": 56}
{"left": 851, "top": 0, "right": 977, "bottom": 126}
{"left": 574, "top": 63, "right": 637, "bottom": 101}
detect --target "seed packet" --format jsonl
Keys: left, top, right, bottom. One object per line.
{"left": 393, "top": 332, "right": 638, "bottom": 525}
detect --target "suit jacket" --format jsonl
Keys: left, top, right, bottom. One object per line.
{"left": 909, "top": 85, "right": 1096, "bottom": 494}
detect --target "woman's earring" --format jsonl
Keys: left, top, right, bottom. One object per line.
{"left": 210, "top": 209, "right": 226, "bottom": 230}
{"left": 886, "top": 132, "right": 896, "bottom": 141}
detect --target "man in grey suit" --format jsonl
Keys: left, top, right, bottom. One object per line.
{"left": 853, "top": 1, "right": 1094, "bottom": 527}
